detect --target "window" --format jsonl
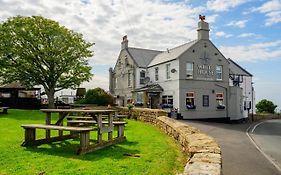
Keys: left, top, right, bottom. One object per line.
{"left": 186, "top": 92, "right": 196, "bottom": 109}
{"left": 128, "top": 72, "right": 131, "bottom": 87}
{"left": 0, "top": 92, "right": 11, "bottom": 98}
{"left": 216, "top": 93, "right": 225, "bottom": 109}
{"left": 18, "top": 90, "right": 39, "bottom": 98}
{"left": 186, "top": 63, "right": 193, "bottom": 79}
{"left": 166, "top": 64, "right": 171, "bottom": 79}
{"left": 216, "top": 65, "right": 223, "bottom": 80}
{"left": 203, "top": 95, "right": 209, "bottom": 107}
{"left": 140, "top": 71, "right": 146, "bottom": 84}
{"left": 155, "top": 67, "right": 159, "bottom": 81}
{"left": 135, "top": 92, "right": 143, "bottom": 106}
{"left": 161, "top": 95, "right": 173, "bottom": 108}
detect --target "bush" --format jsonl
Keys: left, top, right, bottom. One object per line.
{"left": 256, "top": 99, "right": 277, "bottom": 114}
{"left": 78, "top": 87, "right": 113, "bottom": 106}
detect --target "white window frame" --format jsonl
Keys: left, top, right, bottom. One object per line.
{"left": 216, "top": 93, "right": 224, "bottom": 105}
{"left": 186, "top": 92, "right": 195, "bottom": 106}
{"left": 216, "top": 65, "right": 223, "bottom": 80}
{"left": 140, "top": 70, "right": 145, "bottom": 84}
{"left": 166, "top": 64, "right": 171, "bottom": 79}
{"left": 186, "top": 62, "right": 193, "bottom": 79}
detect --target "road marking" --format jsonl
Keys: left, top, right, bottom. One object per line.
{"left": 246, "top": 122, "right": 281, "bottom": 173}
{"left": 250, "top": 121, "right": 266, "bottom": 133}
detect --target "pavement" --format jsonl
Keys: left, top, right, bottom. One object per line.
{"left": 180, "top": 119, "right": 281, "bottom": 175}
{"left": 249, "top": 119, "right": 281, "bottom": 172}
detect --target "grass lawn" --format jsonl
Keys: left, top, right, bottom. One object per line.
{"left": 0, "top": 109, "right": 186, "bottom": 175}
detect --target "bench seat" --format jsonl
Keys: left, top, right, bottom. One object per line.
{"left": 67, "top": 120, "right": 127, "bottom": 125}
{"left": 67, "top": 116, "right": 94, "bottom": 120}
{"left": 21, "top": 124, "right": 93, "bottom": 131}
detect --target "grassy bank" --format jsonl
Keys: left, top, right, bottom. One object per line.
{"left": 0, "top": 109, "right": 185, "bottom": 175}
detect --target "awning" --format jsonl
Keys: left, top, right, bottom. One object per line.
{"left": 133, "top": 84, "right": 163, "bottom": 93}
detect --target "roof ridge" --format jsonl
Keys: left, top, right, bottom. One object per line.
{"left": 128, "top": 47, "right": 163, "bottom": 52}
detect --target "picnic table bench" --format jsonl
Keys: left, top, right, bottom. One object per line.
{"left": 21, "top": 124, "right": 93, "bottom": 154}
{"left": 67, "top": 120, "right": 127, "bottom": 137}
{"left": 0, "top": 107, "right": 9, "bottom": 114}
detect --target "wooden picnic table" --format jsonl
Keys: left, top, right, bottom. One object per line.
{"left": 0, "top": 107, "right": 9, "bottom": 114}
{"left": 21, "top": 109, "right": 126, "bottom": 154}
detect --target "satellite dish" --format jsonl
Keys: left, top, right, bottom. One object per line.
{"left": 143, "top": 77, "right": 150, "bottom": 84}
{"left": 171, "top": 69, "right": 177, "bottom": 73}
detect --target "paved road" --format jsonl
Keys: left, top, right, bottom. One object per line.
{"left": 181, "top": 120, "right": 281, "bottom": 175}
{"left": 249, "top": 119, "right": 281, "bottom": 171}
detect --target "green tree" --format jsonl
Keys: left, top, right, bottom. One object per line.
{"left": 256, "top": 99, "right": 277, "bottom": 114}
{"left": 80, "top": 87, "right": 113, "bottom": 106}
{"left": 0, "top": 16, "right": 93, "bottom": 108}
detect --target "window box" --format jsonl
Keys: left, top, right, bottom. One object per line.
{"left": 186, "top": 104, "right": 196, "bottom": 109}
{"left": 161, "top": 103, "right": 173, "bottom": 109}
{"left": 217, "top": 104, "right": 225, "bottom": 110}
{"left": 134, "top": 102, "right": 143, "bottom": 107}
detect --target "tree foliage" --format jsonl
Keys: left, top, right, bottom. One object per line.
{"left": 0, "top": 16, "right": 93, "bottom": 108}
{"left": 79, "top": 88, "right": 113, "bottom": 106}
{"left": 256, "top": 99, "right": 277, "bottom": 114}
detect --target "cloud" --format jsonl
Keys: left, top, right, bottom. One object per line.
{"left": 207, "top": 0, "right": 249, "bottom": 12}
{"left": 219, "top": 40, "right": 281, "bottom": 62}
{"left": 227, "top": 19, "right": 248, "bottom": 28}
{"left": 215, "top": 31, "right": 233, "bottom": 38}
{"left": 238, "top": 32, "right": 257, "bottom": 38}
{"left": 249, "top": 0, "right": 281, "bottom": 26}
{"left": 0, "top": 0, "right": 217, "bottom": 92}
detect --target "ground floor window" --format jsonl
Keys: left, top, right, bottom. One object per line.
{"left": 161, "top": 95, "right": 173, "bottom": 108}
{"left": 216, "top": 93, "right": 225, "bottom": 109}
{"left": 203, "top": 95, "right": 209, "bottom": 107}
{"left": 186, "top": 92, "right": 196, "bottom": 109}
{"left": 135, "top": 92, "right": 143, "bottom": 106}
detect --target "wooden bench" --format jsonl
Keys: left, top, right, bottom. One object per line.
{"left": 67, "top": 120, "right": 127, "bottom": 138}
{"left": 0, "top": 107, "right": 9, "bottom": 114}
{"left": 67, "top": 116, "right": 94, "bottom": 120}
{"left": 21, "top": 124, "right": 93, "bottom": 154}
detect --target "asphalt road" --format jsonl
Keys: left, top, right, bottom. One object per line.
{"left": 249, "top": 119, "right": 281, "bottom": 172}
{"left": 181, "top": 119, "right": 281, "bottom": 175}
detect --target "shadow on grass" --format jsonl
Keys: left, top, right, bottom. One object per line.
{"left": 1, "top": 109, "right": 50, "bottom": 121}
{"left": 24, "top": 139, "right": 140, "bottom": 161}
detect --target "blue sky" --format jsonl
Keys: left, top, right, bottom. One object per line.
{"left": 0, "top": 0, "right": 281, "bottom": 110}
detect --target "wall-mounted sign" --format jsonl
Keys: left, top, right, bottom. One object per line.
{"left": 197, "top": 64, "right": 214, "bottom": 77}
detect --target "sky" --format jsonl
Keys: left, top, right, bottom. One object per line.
{"left": 0, "top": 0, "right": 281, "bottom": 111}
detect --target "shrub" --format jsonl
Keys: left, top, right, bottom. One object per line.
{"left": 78, "top": 87, "right": 113, "bottom": 106}
{"left": 256, "top": 99, "right": 277, "bottom": 114}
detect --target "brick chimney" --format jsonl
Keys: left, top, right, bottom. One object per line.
{"left": 121, "top": 35, "right": 128, "bottom": 50}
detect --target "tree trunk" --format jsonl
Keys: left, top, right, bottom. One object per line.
{"left": 46, "top": 88, "right": 55, "bottom": 109}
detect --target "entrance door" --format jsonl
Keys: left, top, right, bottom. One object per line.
{"left": 150, "top": 93, "right": 160, "bottom": 109}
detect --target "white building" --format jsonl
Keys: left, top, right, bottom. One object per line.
{"left": 109, "top": 16, "right": 255, "bottom": 120}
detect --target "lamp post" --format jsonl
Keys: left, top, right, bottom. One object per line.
{"left": 251, "top": 82, "right": 254, "bottom": 122}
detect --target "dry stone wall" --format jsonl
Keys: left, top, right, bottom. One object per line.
{"left": 118, "top": 107, "right": 222, "bottom": 175}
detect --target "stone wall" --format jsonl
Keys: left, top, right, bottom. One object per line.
{"left": 118, "top": 107, "right": 222, "bottom": 175}
{"left": 250, "top": 113, "right": 281, "bottom": 122}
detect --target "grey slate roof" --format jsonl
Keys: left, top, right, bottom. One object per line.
{"left": 228, "top": 58, "right": 252, "bottom": 76}
{"left": 148, "top": 40, "right": 197, "bottom": 67}
{"left": 127, "top": 48, "right": 162, "bottom": 68}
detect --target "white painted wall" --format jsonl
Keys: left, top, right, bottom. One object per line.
{"left": 147, "top": 59, "right": 180, "bottom": 109}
